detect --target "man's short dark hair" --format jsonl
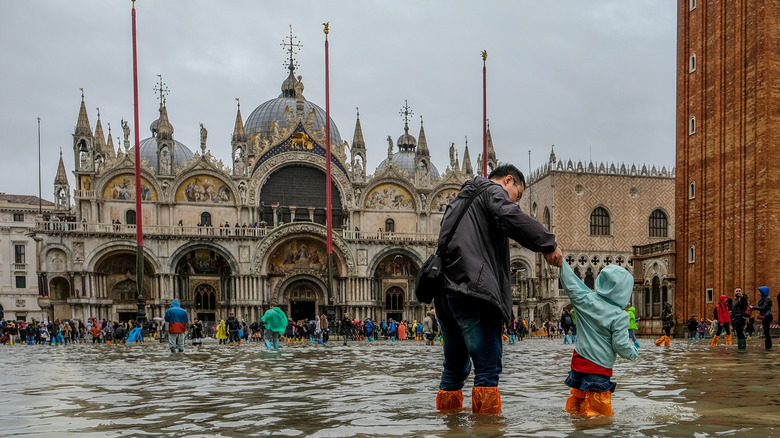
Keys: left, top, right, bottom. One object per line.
{"left": 488, "top": 164, "right": 525, "bottom": 188}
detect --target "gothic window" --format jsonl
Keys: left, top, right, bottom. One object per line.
{"left": 200, "top": 211, "right": 212, "bottom": 227}
{"left": 194, "top": 284, "right": 217, "bottom": 310}
{"left": 385, "top": 218, "right": 395, "bottom": 233}
{"left": 125, "top": 210, "right": 136, "bottom": 225}
{"left": 649, "top": 209, "right": 669, "bottom": 238}
{"left": 386, "top": 286, "right": 404, "bottom": 311}
{"left": 584, "top": 268, "right": 595, "bottom": 290}
{"left": 590, "top": 207, "right": 610, "bottom": 236}
{"left": 652, "top": 276, "right": 661, "bottom": 316}
{"left": 543, "top": 207, "right": 551, "bottom": 231}
{"left": 689, "top": 54, "right": 696, "bottom": 72}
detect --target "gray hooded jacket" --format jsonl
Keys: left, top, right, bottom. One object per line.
{"left": 439, "top": 176, "right": 557, "bottom": 322}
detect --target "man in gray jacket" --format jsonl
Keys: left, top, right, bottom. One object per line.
{"left": 434, "top": 164, "right": 562, "bottom": 414}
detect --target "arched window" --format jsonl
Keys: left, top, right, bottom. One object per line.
{"left": 385, "top": 218, "right": 395, "bottom": 233}
{"left": 689, "top": 116, "right": 696, "bottom": 135}
{"left": 125, "top": 210, "right": 136, "bottom": 225}
{"left": 688, "top": 245, "right": 695, "bottom": 263}
{"left": 543, "top": 207, "right": 551, "bottom": 231}
{"left": 590, "top": 207, "right": 610, "bottom": 236}
{"left": 200, "top": 211, "right": 212, "bottom": 227}
{"left": 386, "top": 286, "right": 404, "bottom": 311}
{"left": 652, "top": 276, "right": 661, "bottom": 316}
{"left": 689, "top": 181, "right": 696, "bottom": 199}
{"left": 584, "top": 268, "right": 595, "bottom": 290}
{"left": 649, "top": 209, "right": 668, "bottom": 238}
{"left": 689, "top": 54, "right": 696, "bottom": 72}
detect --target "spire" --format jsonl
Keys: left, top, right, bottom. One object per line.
{"left": 416, "top": 115, "right": 429, "bottom": 156}
{"left": 352, "top": 107, "right": 365, "bottom": 150}
{"left": 549, "top": 144, "right": 556, "bottom": 164}
{"left": 54, "top": 150, "right": 69, "bottom": 185}
{"left": 232, "top": 98, "right": 246, "bottom": 142}
{"left": 105, "top": 123, "right": 115, "bottom": 159}
{"left": 462, "top": 138, "right": 473, "bottom": 175}
{"left": 487, "top": 121, "right": 496, "bottom": 161}
{"left": 280, "top": 25, "right": 302, "bottom": 98}
{"left": 93, "top": 108, "right": 106, "bottom": 153}
{"left": 156, "top": 103, "right": 174, "bottom": 140}
{"left": 75, "top": 89, "right": 92, "bottom": 136}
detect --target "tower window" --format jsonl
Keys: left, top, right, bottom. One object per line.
{"left": 690, "top": 0, "right": 696, "bottom": 11}
{"left": 689, "top": 54, "right": 696, "bottom": 72}
{"left": 689, "top": 116, "right": 696, "bottom": 135}
{"left": 589, "top": 207, "right": 611, "bottom": 236}
{"left": 688, "top": 245, "right": 695, "bottom": 263}
{"left": 689, "top": 181, "right": 695, "bottom": 199}
{"left": 706, "top": 288, "right": 713, "bottom": 303}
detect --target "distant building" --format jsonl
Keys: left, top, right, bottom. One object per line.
{"left": 675, "top": 0, "right": 780, "bottom": 323}
{"left": 0, "top": 193, "right": 55, "bottom": 321}
{"left": 519, "top": 149, "right": 675, "bottom": 333}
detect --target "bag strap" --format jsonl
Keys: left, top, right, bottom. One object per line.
{"left": 436, "top": 184, "right": 491, "bottom": 256}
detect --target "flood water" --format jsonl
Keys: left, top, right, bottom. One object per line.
{"left": 1, "top": 337, "right": 778, "bottom": 437}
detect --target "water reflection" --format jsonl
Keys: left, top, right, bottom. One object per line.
{"left": 0, "top": 338, "right": 777, "bottom": 437}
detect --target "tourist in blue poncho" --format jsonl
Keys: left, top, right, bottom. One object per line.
{"left": 559, "top": 261, "right": 638, "bottom": 417}
{"left": 261, "top": 306, "right": 287, "bottom": 350}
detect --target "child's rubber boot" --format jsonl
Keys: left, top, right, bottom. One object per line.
{"left": 563, "top": 334, "right": 570, "bottom": 344}
{"left": 435, "top": 389, "right": 463, "bottom": 411}
{"left": 634, "top": 340, "right": 641, "bottom": 349}
{"left": 654, "top": 336, "right": 664, "bottom": 346}
{"left": 582, "top": 391, "right": 613, "bottom": 417}
{"left": 737, "top": 338, "right": 746, "bottom": 349}
{"left": 663, "top": 335, "right": 671, "bottom": 347}
{"left": 726, "top": 334, "right": 732, "bottom": 345}
{"left": 264, "top": 339, "right": 272, "bottom": 350}
{"left": 471, "top": 386, "right": 501, "bottom": 414}
{"left": 565, "top": 388, "right": 587, "bottom": 415}
{"left": 710, "top": 335, "right": 719, "bottom": 346}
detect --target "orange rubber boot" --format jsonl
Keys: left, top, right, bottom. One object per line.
{"left": 436, "top": 389, "right": 464, "bottom": 411}
{"left": 472, "top": 386, "right": 502, "bottom": 414}
{"left": 710, "top": 335, "right": 719, "bottom": 346}
{"left": 654, "top": 336, "right": 664, "bottom": 346}
{"left": 663, "top": 335, "right": 671, "bottom": 347}
{"left": 582, "top": 391, "right": 613, "bottom": 417}
{"left": 565, "top": 388, "right": 587, "bottom": 415}
{"left": 725, "top": 334, "right": 732, "bottom": 345}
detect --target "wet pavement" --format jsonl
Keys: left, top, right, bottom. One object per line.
{"left": 1, "top": 337, "right": 778, "bottom": 437}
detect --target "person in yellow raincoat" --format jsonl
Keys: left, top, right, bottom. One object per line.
{"left": 216, "top": 320, "right": 228, "bottom": 345}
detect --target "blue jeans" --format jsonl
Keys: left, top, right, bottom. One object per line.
{"left": 565, "top": 369, "right": 616, "bottom": 392}
{"left": 434, "top": 291, "right": 503, "bottom": 390}
{"left": 168, "top": 332, "right": 185, "bottom": 352}
{"left": 229, "top": 329, "right": 239, "bottom": 343}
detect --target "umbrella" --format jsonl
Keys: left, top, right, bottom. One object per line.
{"left": 152, "top": 317, "right": 164, "bottom": 321}
{"left": 61, "top": 318, "right": 71, "bottom": 323}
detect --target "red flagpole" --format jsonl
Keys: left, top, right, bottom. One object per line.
{"left": 482, "top": 50, "right": 488, "bottom": 177}
{"left": 131, "top": 0, "right": 147, "bottom": 323}
{"left": 324, "top": 23, "right": 334, "bottom": 312}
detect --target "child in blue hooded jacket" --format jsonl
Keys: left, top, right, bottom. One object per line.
{"left": 559, "top": 262, "right": 639, "bottom": 416}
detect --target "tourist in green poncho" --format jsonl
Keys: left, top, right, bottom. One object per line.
{"left": 261, "top": 306, "right": 287, "bottom": 350}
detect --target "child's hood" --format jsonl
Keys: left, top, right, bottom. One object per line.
{"left": 759, "top": 286, "right": 770, "bottom": 297}
{"left": 594, "top": 264, "right": 634, "bottom": 308}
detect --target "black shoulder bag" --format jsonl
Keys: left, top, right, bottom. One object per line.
{"left": 415, "top": 186, "right": 489, "bottom": 304}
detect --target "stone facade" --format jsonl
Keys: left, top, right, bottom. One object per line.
{"left": 675, "top": 0, "right": 780, "bottom": 324}
{"left": 519, "top": 151, "right": 675, "bottom": 332}
{"left": 0, "top": 194, "right": 55, "bottom": 321}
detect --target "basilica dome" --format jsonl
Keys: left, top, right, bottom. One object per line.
{"left": 376, "top": 151, "right": 440, "bottom": 180}
{"left": 132, "top": 137, "right": 194, "bottom": 172}
{"left": 244, "top": 70, "right": 342, "bottom": 147}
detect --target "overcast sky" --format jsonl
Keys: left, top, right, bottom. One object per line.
{"left": 0, "top": 1, "right": 677, "bottom": 201}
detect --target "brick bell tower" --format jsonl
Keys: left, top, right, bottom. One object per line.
{"left": 675, "top": 0, "right": 780, "bottom": 323}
